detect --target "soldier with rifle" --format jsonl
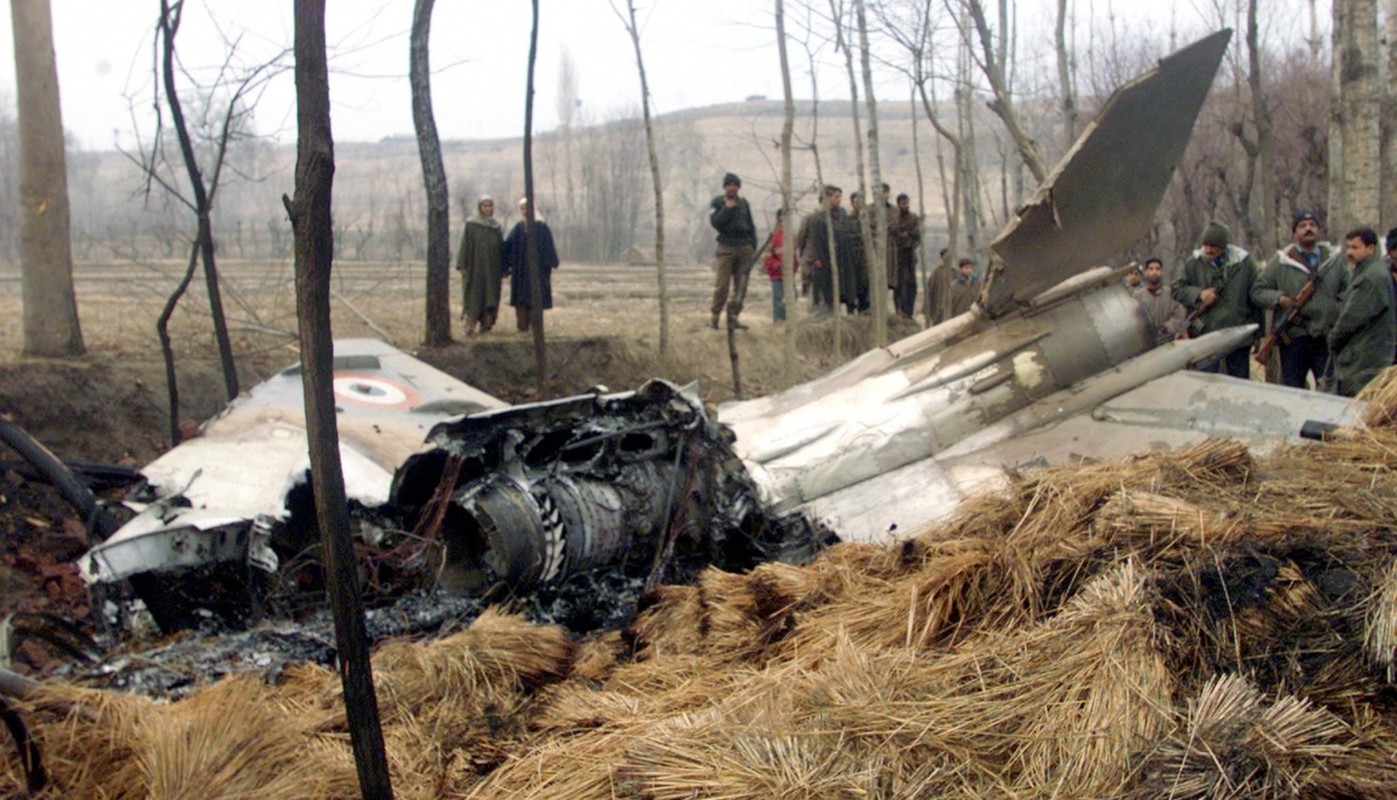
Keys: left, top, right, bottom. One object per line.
{"left": 1251, "top": 211, "right": 1347, "bottom": 389}
{"left": 1172, "top": 221, "right": 1262, "bottom": 378}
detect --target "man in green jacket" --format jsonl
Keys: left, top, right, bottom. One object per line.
{"left": 1172, "top": 220, "right": 1261, "bottom": 379}
{"left": 1328, "top": 227, "right": 1396, "bottom": 397}
{"left": 708, "top": 172, "right": 758, "bottom": 330}
{"left": 1251, "top": 211, "right": 1348, "bottom": 388}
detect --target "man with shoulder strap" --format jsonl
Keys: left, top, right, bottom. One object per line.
{"left": 1251, "top": 211, "right": 1348, "bottom": 388}
{"left": 1172, "top": 220, "right": 1262, "bottom": 379}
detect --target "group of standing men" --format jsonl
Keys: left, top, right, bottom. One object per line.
{"left": 707, "top": 174, "right": 926, "bottom": 329}
{"left": 456, "top": 195, "right": 561, "bottom": 337}
{"left": 1146, "top": 213, "right": 1396, "bottom": 398}
{"left": 709, "top": 172, "right": 1396, "bottom": 398}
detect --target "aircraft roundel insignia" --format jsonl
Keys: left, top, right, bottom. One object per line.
{"left": 332, "top": 372, "right": 422, "bottom": 409}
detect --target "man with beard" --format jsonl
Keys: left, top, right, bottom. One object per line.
{"left": 889, "top": 193, "right": 922, "bottom": 320}
{"left": 1329, "top": 227, "right": 1396, "bottom": 397}
{"left": 1251, "top": 211, "right": 1347, "bottom": 388}
{"left": 456, "top": 195, "right": 504, "bottom": 336}
{"left": 1131, "top": 257, "right": 1186, "bottom": 345}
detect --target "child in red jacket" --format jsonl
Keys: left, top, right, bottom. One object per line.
{"left": 762, "top": 210, "right": 795, "bottom": 322}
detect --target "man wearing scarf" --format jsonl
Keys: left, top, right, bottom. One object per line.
{"left": 456, "top": 195, "right": 504, "bottom": 336}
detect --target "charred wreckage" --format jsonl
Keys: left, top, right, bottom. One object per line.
{"left": 4, "top": 30, "right": 1365, "bottom": 671}
{"left": 69, "top": 344, "right": 827, "bottom": 637}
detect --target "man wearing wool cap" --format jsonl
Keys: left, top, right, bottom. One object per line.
{"left": 1171, "top": 220, "right": 1261, "bottom": 378}
{"left": 708, "top": 172, "right": 758, "bottom": 330}
{"left": 1251, "top": 211, "right": 1347, "bottom": 389}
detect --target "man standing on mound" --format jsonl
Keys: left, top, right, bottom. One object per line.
{"left": 708, "top": 172, "right": 758, "bottom": 330}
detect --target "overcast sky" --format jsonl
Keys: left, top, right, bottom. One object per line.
{"left": 1, "top": 1, "right": 1316, "bottom": 152}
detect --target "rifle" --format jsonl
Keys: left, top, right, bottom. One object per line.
{"left": 1254, "top": 279, "right": 1316, "bottom": 364}
{"left": 1181, "top": 293, "right": 1214, "bottom": 338}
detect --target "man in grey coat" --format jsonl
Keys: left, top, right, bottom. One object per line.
{"left": 1328, "top": 227, "right": 1396, "bottom": 397}
{"left": 1251, "top": 211, "right": 1347, "bottom": 389}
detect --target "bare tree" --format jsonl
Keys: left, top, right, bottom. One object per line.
{"left": 524, "top": 0, "right": 546, "bottom": 391}
{"left": 410, "top": 0, "right": 452, "bottom": 346}
{"left": 1384, "top": 0, "right": 1397, "bottom": 228}
{"left": 1328, "top": 0, "right": 1381, "bottom": 228}
{"left": 555, "top": 48, "right": 580, "bottom": 252}
{"left": 284, "top": 1, "right": 392, "bottom": 795}
{"left": 152, "top": 0, "right": 252, "bottom": 401}
{"left": 958, "top": 0, "right": 1046, "bottom": 183}
{"left": 854, "top": 0, "right": 888, "bottom": 346}
{"left": 9, "top": 0, "right": 85, "bottom": 357}
{"left": 872, "top": 0, "right": 962, "bottom": 323}
{"left": 777, "top": 0, "right": 798, "bottom": 382}
{"left": 613, "top": 0, "right": 669, "bottom": 368}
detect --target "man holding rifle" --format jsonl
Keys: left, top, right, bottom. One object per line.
{"left": 1172, "top": 221, "right": 1261, "bottom": 378}
{"left": 1251, "top": 211, "right": 1347, "bottom": 389}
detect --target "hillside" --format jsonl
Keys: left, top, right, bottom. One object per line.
{"left": 48, "top": 98, "right": 1027, "bottom": 268}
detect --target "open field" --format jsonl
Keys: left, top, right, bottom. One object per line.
{"left": 0, "top": 256, "right": 915, "bottom": 462}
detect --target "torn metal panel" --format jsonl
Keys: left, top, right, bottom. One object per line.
{"left": 80, "top": 339, "right": 508, "bottom": 586}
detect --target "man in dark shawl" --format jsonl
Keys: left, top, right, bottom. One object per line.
{"left": 456, "top": 195, "right": 504, "bottom": 336}
{"left": 504, "top": 198, "right": 561, "bottom": 332}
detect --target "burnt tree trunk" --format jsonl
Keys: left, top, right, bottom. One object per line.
{"left": 411, "top": 0, "right": 452, "bottom": 346}
{"left": 285, "top": 1, "right": 393, "bottom": 796}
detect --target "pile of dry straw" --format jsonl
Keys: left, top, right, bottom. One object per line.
{"left": 9, "top": 371, "right": 1397, "bottom": 798}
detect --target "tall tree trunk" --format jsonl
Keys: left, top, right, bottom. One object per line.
{"left": 801, "top": 34, "right": 841, "bottom": 361}
{"left": 777, "top": 0, "right": 797, "bottom": 383}
{"left": 854, "top": 0, "right": 888, "bottom": 347}
{"left": 910, "top": 85, "right": 929, "bottom": 328}
{"left": 524, "top": 0, "right": 545, "bottom": 392}
{"left": 1054, "top": 0, "right": 1077, "bottom": 149}
{"left": 831, "top": 0, "right": 870, "bottom": 331}
{"left": 285, "top": 2, "right": 393, "bottom": 795}
{"left": 10, "top": 0, "right": 85, "bottom": 358}
{"left": 1383, "top": 0, "right": 1397, "bottom": 229}
{"left": 1328, "top": 0, "right": 1381, "bottom": 228}
{"left": 410, "top": 0, "right": 452, "bottom": 346}
{"left": 158, "top": 0, "right": 237, "bottom": 401}
{"left": 616, "top": 0, "right": 667, "bottom": 370}
{"left": 1245, "top": 0, "right": 1275, "bottom": 249}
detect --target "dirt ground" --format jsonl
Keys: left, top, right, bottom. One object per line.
{"left": 0, "top": 256, "right": 901, "bottom": 670}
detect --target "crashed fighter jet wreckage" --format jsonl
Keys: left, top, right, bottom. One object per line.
{"left": 72, "top": 30, "right": 1357, "bottom": 636}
